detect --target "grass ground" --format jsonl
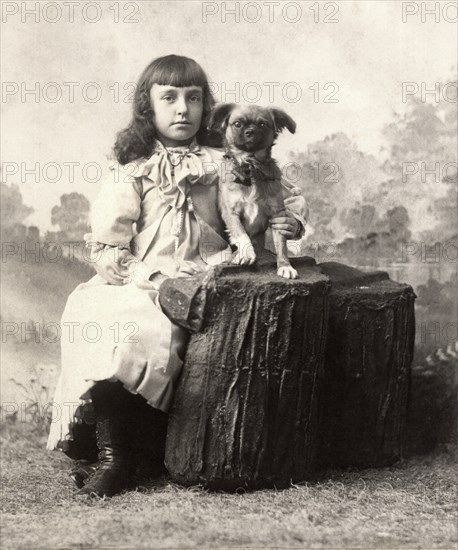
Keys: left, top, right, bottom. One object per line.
{"left": 2, "top": 251, "right": 456, "bottom": 548}
{"left": 1, "top": 422, "right": 456, "bottom": 550}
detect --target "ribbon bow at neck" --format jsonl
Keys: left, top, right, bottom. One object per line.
{"left": 142, "top": 139, "right": 218, "bottom": 209}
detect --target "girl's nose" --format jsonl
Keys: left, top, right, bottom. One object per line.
{"left": 175, "top": 96, "right": 188, "bottom": 115}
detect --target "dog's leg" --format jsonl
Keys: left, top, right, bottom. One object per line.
{"left": 224, "top": 213, "right": 256, "bottom": 265}
{"left": 218, "top": 191, "right": 257, "bottom": 265}
{"left": 271, "top": 227, "right": 298, "bottom": 279}
{"left": 251, "top": 233, "right": 266, "bottom": 259}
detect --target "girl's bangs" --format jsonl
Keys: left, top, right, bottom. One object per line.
{"left": 149, "top": 57, "right": 208, "bottom": 88}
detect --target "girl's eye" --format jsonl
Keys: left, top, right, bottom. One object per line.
{"left": 162, "top": 95, "right": 175, "bottom": 102}
{"left": 233, "top": 121, "right": 242, "bottom": 128}
{"left": 189, "top": 95, "right": 202, "bottom": 102}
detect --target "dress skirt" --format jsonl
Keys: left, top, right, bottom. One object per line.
{"left": 46, "top": 274, "right": 188, "bottom": 451}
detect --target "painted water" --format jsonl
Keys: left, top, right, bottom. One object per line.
{"left": 359, "top": 261, "right": 456, "bottom": 291}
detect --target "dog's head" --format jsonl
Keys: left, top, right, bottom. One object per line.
{"left": 208, "top": 104, "right": 296, "bottom": 153}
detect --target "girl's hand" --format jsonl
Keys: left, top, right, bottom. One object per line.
{"left": 93, "top": 246, "right": 131, "bottom": 285}
{"left": 269, "top": 210, "right": 300, "bottom": 239}
{"left": 175, "top": 261, "right": 204, "bottom": 279}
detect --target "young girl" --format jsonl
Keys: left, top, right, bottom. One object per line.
{"left": 47, "top": 54, "right": 307, "bottom": 497}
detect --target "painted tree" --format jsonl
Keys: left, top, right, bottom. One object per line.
{"left": 382, "top": 74, "right": 457, "bottom": 239}
{"left": 0, "top": 183, "right": 33, "bottom": 228}
{"left": 51, "top": 193, "right": 90, "bottom": 242}
{"left": 287, "top": 73, "right": 456, "bottom": 247}
{"left": 288, "top": 133, "right": 386, "bottom": 244}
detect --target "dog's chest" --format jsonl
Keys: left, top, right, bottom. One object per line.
{"left": 231, "top": 184, "right": 281, "bottom": 231}
{"left": 238, "top": 194, "right": 270, "bottom": 227}
{"left": 219, "top": 154, "right": 283, "bottom": 233}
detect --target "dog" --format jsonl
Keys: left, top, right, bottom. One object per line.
{"left": 208, "top": 103, "right": 298, "bottom": 279}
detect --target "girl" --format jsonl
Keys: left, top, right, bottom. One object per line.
{"left": 47, "top": 55, "right": 307, "bottom": 497}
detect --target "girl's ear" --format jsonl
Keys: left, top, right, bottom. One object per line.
{"left": 269, "top": 108, "right": 297, "bottom": 134}
{"left": 207, "top": 103, "right": 236, "bottom": 135}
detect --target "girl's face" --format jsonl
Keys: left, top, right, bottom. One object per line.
{"left": 150, "top": 84, "right": 203, "bottom": 147}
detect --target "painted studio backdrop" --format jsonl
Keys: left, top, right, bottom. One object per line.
{"left": 1, "top": 1, "right": 456, "bottom": 449}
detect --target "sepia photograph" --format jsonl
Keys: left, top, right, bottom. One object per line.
{"left": 1, "top": 0, "right": 457, "bottom": 548}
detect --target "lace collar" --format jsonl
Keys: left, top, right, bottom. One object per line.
{"left": 151, "top": 138, "right": 200, "bottom": 156}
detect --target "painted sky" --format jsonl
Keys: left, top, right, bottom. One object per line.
{"left": 1, "top": 0, "right": 456, "bottom": 230}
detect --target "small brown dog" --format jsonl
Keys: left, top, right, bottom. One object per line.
{"left": 208, "top": 103, "right": 298, "bottom": 279}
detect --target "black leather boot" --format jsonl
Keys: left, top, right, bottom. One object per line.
{"left": 77, "top": 381, "right": 133, "bottom": 498}
{"left": 78, "top": 418, "right": 132, "bottom": 497}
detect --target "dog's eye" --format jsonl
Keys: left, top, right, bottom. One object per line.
{"left": 233, "top": 121, "right": 242, "bottom": 128}
{"left": 259, "top": 122, "right": 266, "bottom": 127}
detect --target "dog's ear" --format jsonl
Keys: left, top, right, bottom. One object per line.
{"left": 269, "top": 108, "right": 297, "bottom": 134}
{"left": 207, "top": 103, "right": 236, "bottom": 135}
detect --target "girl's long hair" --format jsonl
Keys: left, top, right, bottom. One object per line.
{"left": 114, "top": 55, "right": 221, "bottom": 164}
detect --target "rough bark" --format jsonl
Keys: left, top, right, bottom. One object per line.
{"left": 317, "top": 262, "right": 416, "bottom": 468}
{"left": 161, "top": 259, "right": 416, "bottom": 487}
{"left": 159, "top": 255, "right": 317, "bottom": 332}
{"left": 164, "top": 258, "right": 329, "bottom": 489}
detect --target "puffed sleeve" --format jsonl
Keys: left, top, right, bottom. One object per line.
{"left": 281, "top": 177, "right": 309, "bottom": 240}
{"left": 89, "top": 164, "right": 143, "bottom": 248}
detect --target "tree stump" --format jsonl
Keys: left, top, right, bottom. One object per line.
{"left": 160, "top": 258, "right": 416, "bottom": 488}
{"left": 162, "top": 257, "right": 330, "bottom": 490}
{"left": 317, "top": 262, "right": 416, "bottom": 468}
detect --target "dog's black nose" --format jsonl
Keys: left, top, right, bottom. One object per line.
{"left": 244, "top": 128, "right": 254, "bottom": 137}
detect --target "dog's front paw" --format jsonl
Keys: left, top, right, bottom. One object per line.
{"left": 232, "top": 246, "right": 256, "bottom": 265}
{"left": 277, "top": 265, "right": 298, "bottom": 279}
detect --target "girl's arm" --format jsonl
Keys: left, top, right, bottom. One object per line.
{"left": 86, "top": 165, "right": 143, "bottom": 285}
{"left": 90, "top": 165, "right": 142, "bottom": 248}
